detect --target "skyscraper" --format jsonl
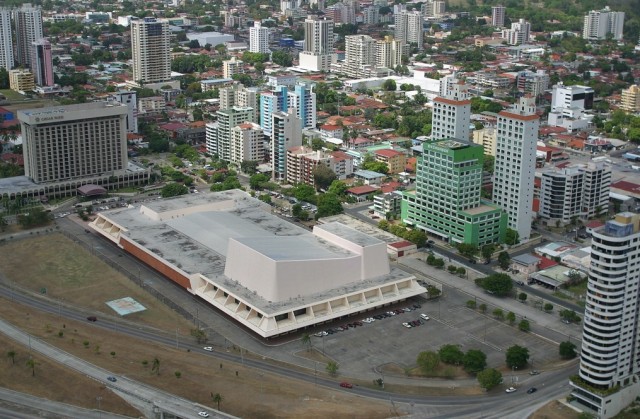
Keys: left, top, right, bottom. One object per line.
{"left": 131, "top": 18, "right": 171, "bottom": 86}
{"left": 14, "top": 3, "right": 43, "bottom": 68}
{"left": 493, "top": 96, "right": 538, "bottom": 242}
{"left": 271, "top": 109, "right": 302, "bottom": 181}
{"left": 0, "top": 8, "right": 14, "bottom": 70}
{"left": 299, "top": 15, "right": 336, "bottom": 71}
{"left": 205, "top": 106, "right": 255, "bottom": 160}
{"left": 502, "top": 18, "right": 530, "bottom": 45}
{"left": 260, "top": 85, "right": 288, "bottom": 137}
{"left": 249, "top": 21, "right": 270, "bottom": 53}
{"left": 30, "top": 38, "right": 54, "bottom": 87}
{"left": 431, "top": 82, "right": 471, "bottom": 141}
{"left": 394, "top": 11, "right": 423, "bottom": 50}
{"left": 376, "top": 36, "right": 405, "bottom": 70}
{"left": 491, "top": 5, "right": 506, "bottom": 27}
{"left": 570, "top": 212, "right": 640, "bottom": 418}
{"left": 112, "top": 90, "right": 138, "bottom": 134}
{"left": 343, "top": 35, "right": 377, "bottom": 79}
{"left": 287, "top": 83, "right": 316, "bottom": 130}
{"left": 583, "top": 7, "right": 625, "bottom": 41}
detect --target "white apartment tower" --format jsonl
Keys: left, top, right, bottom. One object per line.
{"left": 299, "top": 15, "right": 336, "bottom": 72}
{"left": 205, "top": 106, "right": 255, "bottom": 160}
{"left": 230, "top": 122, "right": 264, "bottom": 165}
{"left": 502, "top": 18, "right": 530, "bottom": 45}
{"left": 14, "top": 3, "right": 43, "bottom": 68}
{"left": 394, "top": 11, "right": 423, "bottom": 50}
{"left": 223, "top": 57, "right": 244, "bottom": 79}
{"left": 131, "top": 18, "right": 171, "bottom": 86}
{"left": 344, "top": 35, "right": 377, "bottom": 79}
{"left": 249, "top": 22, "right": 270, "bottom": 53}
{"left": 583, "top": 7, "right": 625, "bottom": 41}
{"left": 112, "top": 90, "right": 139, "bottom": 134}
{"left": 491, "top": 5, "right": 506, "bottom": 27}
{"left": 493, "top": 96, "right": 539, "bottom": 241}
{"left": 271, "top": 109, "right": 302, "bottom": 181}
{"left": 376, "top": 36, "right": 405, "bottom": 70}
{"left": 0, "top": 9, "right": 13, "bottom": 70}
{"left": 571, "top": 212, "right": 640, "bottom": 418}
{"left": 431, "top": 82, "right": 471, "bottom": 141}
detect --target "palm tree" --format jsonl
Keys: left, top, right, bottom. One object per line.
{"left": 7, "top": 350, "right": 16, "bottom": 364}
{"left": 211, "top": 392, "right": 223, "bottom": 411}
{"left": 301, "top": 333, "right": 312, "bottom": 352}
{"left": 26, "top": 357, "right": 38, "bottom": 376}
{"left": 151, "top": 357, "right": 160, "bottom": 375}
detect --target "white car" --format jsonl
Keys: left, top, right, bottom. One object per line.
{"left": 402, "top": 322, "right": 412, "bottom": 328}
{"left": 314, "top": 331, "right": 328, "bottom": 337}
{"left": 420, "top": 314, "right": 430, "bottom": 321}
{"left": 198, "top": 412, "right": 210, "bottom": 418}
{"left": 203, "top": 347, "right": 213, "bottom": 352}
{"left": 505, "top": 387, "right": 517, "bottom": 393}
{"left": 362, "top": 318, "right": 371, "bottom": 324}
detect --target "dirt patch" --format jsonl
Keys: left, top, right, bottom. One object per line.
{"left": 530, "top": 400, "right": 580, "bottom": 419}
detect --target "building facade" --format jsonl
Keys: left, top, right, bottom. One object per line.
{"left": 570, "top": 212, "right": 640, "bottom": 418}
{"left": 491, "top": 5, "right": 506, "bottom": 27}
{"left": 111, "top": 90, "right": 138, "bottom": 134}
{"left": 493, "top": 96, "right": 538, "bottom": 242}
{"left": 583, "top": 7, "right": 625, "bottom": 41}
{"left": 9, "top": 69, "right": 34, "bottom": 92}
{"left": 620, "top": 85, "right": 640, "bottom": 113}
{"left": 131, "top": 18, "right": 171, "bottom": 85}
{"left": 271, "top": 109, "right": 302, "bottom": 181}
{"left": 14, "top": 3, "right": 43, "bottom": 68}
{"left": 299, "top": 15, "right": 336, "bottom": 71}
{"left": 230, "top": 122, "right": 264, "bottom": 165}
{"left": 376, "top": 36, "right": 405, "bottom": 70}
{"left": 431, "top": 83, "right": 471, "bottom": 141}
{"left": 502, "top": 18, "right": 530, "bottom": 45}
{"left": 223, "top": 56, "right": 244, "bottom": 79}
{"left": 394, "top": 11, "right": 423, "bottom": 50}
{"left": 206, "top": 106, "right": 255, "bottom": 160}
{"left": 30, "top": 38, "right": 54, "bottom": 87}
{"left": 0, "top": 9, "right": 14, "bottom": 71}
{"left": 249, "top": 21, "right": 270, "bottom": 53}
{"left": 18, "top": 102, "right": 128, "bottom": 184}
{"left": 343, "top": 35, "right": 377, "bottom": 79}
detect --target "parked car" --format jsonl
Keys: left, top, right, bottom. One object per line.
{"left": 340, "top": 382, "right": 353, "bottom": 388}
{"left": 505, "top": 387, "right": 517, "bottom": 393}
{"left": 402, "top": 322, "right": 412, "bottom": 328}
{"left": 86, "top": 316, "right": 97, "bottom": 322}
{"left": 198, "top": 412, "right": 210, "bottom": 418}
{"left": 529, "top": 370, "right": 540, "bottom": 376}
{"left": 420, "top": 314, "right": 430, "bottom": 321}
{"left": 107, "top": 376, "right": 117, "bottom": 382}
{"left": 203, "top": 347, "right": 213, "bottom": 352}
{"left": 527, "top": 387, "right": 538, "bottom": 394}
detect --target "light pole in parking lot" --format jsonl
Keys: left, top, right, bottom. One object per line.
{"left": 512, "top": 366, "right": 518, "bottom": 385}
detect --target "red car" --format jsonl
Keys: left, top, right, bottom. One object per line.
{"left": 340, "top": 382, "right": 353, "bottom": 388}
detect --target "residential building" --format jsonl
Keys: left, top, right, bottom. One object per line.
{"left": 309, "top": 0, "right": 326, "bottom": 11}
{"left": 422, "top": 0, "right": 446, "bottom": 18}
{"left": 583, "top": 7, "right": 625, "bottom": 41}
{"left": 343, "top": 35, "right": 377, "bottom": 79}
{"left": 299, "top": 15, "right": 336, "bottom": 72}
{"left": 376, "top": 36, "right": 405, "bottom": 70}
{"left": 472, "top": 127, "right": 497, "bottom": 156}
{"left": 223, "top": 56, "right": 244, "bottom": 79}
{"left": 394, "top": 11, "right": 423, "bottom": 50}
{"left": 219, "top": 84, "right": 260, "bottom": 122}
{"left": 271, "top": 109, "right": 302, "bottom": 181}
{"left": 516, "top": 70, "right": 549, "bottom": 97}
{"left": 230, "top": 122, "right": 264, "bottom": 165}
{"left": 14, "top": 3, "right": 43, "bottom": 68}
{"left": 111, "top": 90, "right": 138, "bottom": 134}
{"left": 18, "top": 102, "right": 128, "bottom": 184}
{"left": 502, "top": 18, "right": 530, "bottom": 45}
{"left": 137, "top": 96, "right": 165, "bottom": 116}
{"left": 9, "top": 69, "right": 34, "bottom": 92}
{"left": 261, "top": 83, "right": 316, "bottom": 136}
{"left": 131, "top": 18, "right": 172, "bottom": 86}
{"left": 402, "top": 139, "right": 507, "bottom": 246}
{"left": 570, "top": 212, "right": 640, "bottom": 418}
{"left": 374, "top": 191, "right": 403, "bottom": 218}
{"left": 286, "top": 146, "right": 353, "bottom": 185}
{"left": 206, "top": 106, "right": 255, "bottom": 160}
{"left": 493, "top": 96, "right": 539, "bottom": 241}
{"left": 362, "top": 6, "right": 379, "bottom": 25}
{"left": 374, "top": 149, "right": 406, "bottom": 174}
{"left": 491, "top": 5, "right": 506, "bottom": 27}
{"left": 431, "top": 82, "right": 471, "bottom": 141}
{"left": 0, "top": 8, "right": 13, "bottom": 71}
{"left": 260, "top": 85, "right": 287, "bottom": 136}
{"left": 249, "top": 21, "right": 270, "bottom": 53}
{"left": 620, "top": 85, "right": 640, "bottom": 113}
{"left": 30, "top": 38, "right": 54, "bottom": 87}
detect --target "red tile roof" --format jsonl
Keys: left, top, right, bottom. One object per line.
{"left": 538, "top": 257, "right": 557, "bottom": 270}
{"left": 435, "top": 97, "right": 471, "bottom": 106}
{"left": 375, "top": 149, "right": 402, "bottom": 158}
{"left": 388, "top": 240, "right": 414, "bottom": 249}
{"left": 611, "top": 180, "right": 640, "bottom": 194}
{"left": 347, "top": 185, "right": 378, "bottom": 195}
{"left": 498, "top": 111, "right": 539, "bottom": 121}
{"left": 585, "top": 220, "right": 605, "bottom": 229}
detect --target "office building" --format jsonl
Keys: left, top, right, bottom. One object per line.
{"left": 18, "top": 102, "right": 128, "bottom": 184}
{"left": 502, "top": 18, "right": 530, "bottom": 45}
{"left": 223, "top": 56, "right": 244, "bottom": 79}
{"left": 30, "top": 38, "right": 54, "bottom": 87}
{"left": 583, "top": 7, "right": 625, "bottom": 41}
{"left": 570, "top": 212, "right": 640, "bottom": 418}
{"left": 394, "top": 11, "right": 423, "bottom": 50}
{"left": 343, "top": 35, "right": 377, "bottom": 79}
{"left": 551, "top": 83, "right": 594, "bottom": 112}
{"left": 493, "top": 96, "right": 539, "bottom": 242}
{"left": 0, "top": 8, "right": 13, "bottom": 71}
{"left": 249, "top": 21, "right": 270, "bottom": 53}
{"left": 230, "top": 122, "right": 264, "bottom": 165}
{"left": 402, "top": 139, "right": 507, "bottom": 246}
{"left": 299, "top": 15, "right": 336, "bottom": 71}
{"left": 9, "top": 69, "right": 34, "bottom": 92}
{"left": 271, "top": 109, "right": 302, "bottom": 181}
{"left": 431, "top": 82, "right": 471, "bottom": 141}
{"left": 376, "top": 36, "right": 406, "bottom": 70}
{"left": 111, "top": 90, "right": 138, "bottom": 134}
{"left": 14, "top": 3, "right": 43, "bottom": 68}
{"left": 620, "top": 85, "right": 640, "bottom": 113}
{"left": 131, "top": 18, "right": 172, "bottom": 86}
{"left": 205, "top": 106, "right": 255, "bottom": 160}
{"left": 492, "top": 5, "right": 506, "bottom": 27}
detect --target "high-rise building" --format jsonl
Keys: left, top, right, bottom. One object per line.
{"left": 223, "top": 56, "right": 244, "bottom": 79}
{"left": 219, "top": 84, "right": 260, "bottom": 122}
{"left": 299, "top": 15, "right": 336, "bottom": 71}
{"left": 14, "top": 3, "right": 43, "bottom": 68}
{"left": 421, "top": 0, "right": 445, "bottom": 18}
{"left": 260, "top": 85, "right": 288, "bottom": 137}
{"left": 30, "top": 38, "right": 54, "bottom": 87}
{"left": 583, "top": 7, "right": 625, "bottom": 41}
{"left": 249, "top": 21, "right": 270, "bottom": 53}
{"left": 620, "top": 85, "right": 640, "bottom": 113}
{"left": 131, "top": 18, "right": 171, "bottom": 86}
{"left": 18, "top": 102, "right": 128, "bottom": 184}
{"left": 551, "top": 83, "right": 594, "bottom": 112}
{"left": 205, "top": 106, "right": 255, "bottom": 160}
{"left": 431, "top": 82, "right": 471, "bottom": 141}
{"left": 111, "top": 90, "right": 138, "bottom": 134}
{"left": 570, "top": 212, "right": 640, "bottom": 418}
{"left": 0, "top": 8, "right": 14, "bottom": 71}
{"left": 287, "top": 83, "right": 316, "bottom": 130}
{"left": 362, "top": 6, "right": 379, "bottom": 25}
{"left": 230, "top": 122, "right": 264, "bottom": 165}
{"left": 401, "top": 139, "right": 507, "bottom": 246}
{"left": 491, "top": 5, "right": 506, "bottom": 27}
{"left": 271, "top": 109, "right": 302, "bottom": 181}
{"left": 376, "top": 36, "right": 406, "bottom": 70}
{"left": 394, "top": 11, "right": 424, "bottom": 50}
{"left": 493, "top": 96, "right": 539, "bottom": 241}
{"left": 343, "top": 35, "right": 377, "bottom": 78}
{"left": 502, "top": 18, "right": 530, "bottom": 45}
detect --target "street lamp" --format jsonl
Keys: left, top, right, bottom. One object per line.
{"left": 512, "top": 365, "right": 518, "bottom": 385}
{"left": 96, "top": 396, "right": 102, "bottom": 419}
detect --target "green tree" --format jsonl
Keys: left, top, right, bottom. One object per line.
{"left": 560, "top": 309, "right": 581, "bottom": 324}
{"left": 313, "top": 165, "right": 337, "bottom": 191}
{"left": 417, "top": 351, "right": 440, "bottom": 375}
{"left": 326, "top": 361, "right": 339, "bottom": 376}
{"left": 240, "top": 160, "right": 259, "bottom": 175}
{"left": 559, "top": 341, "right": 577, "bottom": 359}
{"left": 17, "top": 207, "right": 52, "bottom": 229}
{"left": 506, "top": 311, "right": 516, "bottom": 325}
{"left": 211, "top": 392, "right": 223, "bottom": 410}
{"left": 466, "top": 300, "right": 477, "bottom": 309}
{"left": 7, "top": 350, "right": 16, "bottom": 365}
{"left": 518, "top": 319, "right": 530, "bottom": 332}
{"left": 463, "top": 349, "right": 487, "bottom": 374}
{"left": 405, "top": 229, "right": 427, "bottom": 247}
{"left": 316, "top": 193, "right": 343, "bottom": 219}
{"left": 457, "top": 243, "right": 478, "bottom": 258}
{"left": 475, "top": 273, "right": 513, "bottom": 296}
{"left": 292, "top": 184, "right": 316, "bottom": 203}
{"left": 327, "top": 180, "right": 348, "bottom": 196}
{"left": 151, "top": 357, "right": 160, "bottom": 375}
{"left": 26, "top": 357, "right": 38, "bottom": 377}
{"left": 301, "top": 333, "right": 312, "bottom": 352}
{"left": 477, "top": 368, "right": 503, "bottom": 390}
{"left": 382, "top": 79, "right": 397, "bottom": 91}
{"left": 498, "top": 251, "right": 511, "bottom": 270}
{"left": 438, "top": 344, "right": 464, "bottom": 365}
{"left": 505, "top": 345, "right": 529, "bottom": 369}
{"left": 249, "top": 173, "right": 270, "bottom": 190}
{"left": 544, "top": 303, "right": 554, "bottom": 313}
{"left": 456, "top": 267, "right": 466, "bottom": 277}
{"left": 311, "top": 137, "right": 325, "bottom": 151}
{"left": 481, "top": 244, "right": 494, "bottom": 262}
{"left": 479, "top": 303, "right": 487, "bottom": 313}
{"left": 493, "top": 308, "right": 504, "bottom": 320}
{"left": 518, "top": 292, "right": 528, "bottom": 303}
{"left": 160, "top": 183, "right": 189, "bottom": 198}
{"left": 271, "top": 50, "right": 293, "bottom": 67}
{"left": 505, "top": 228, "right": 519, "bottom": 245}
